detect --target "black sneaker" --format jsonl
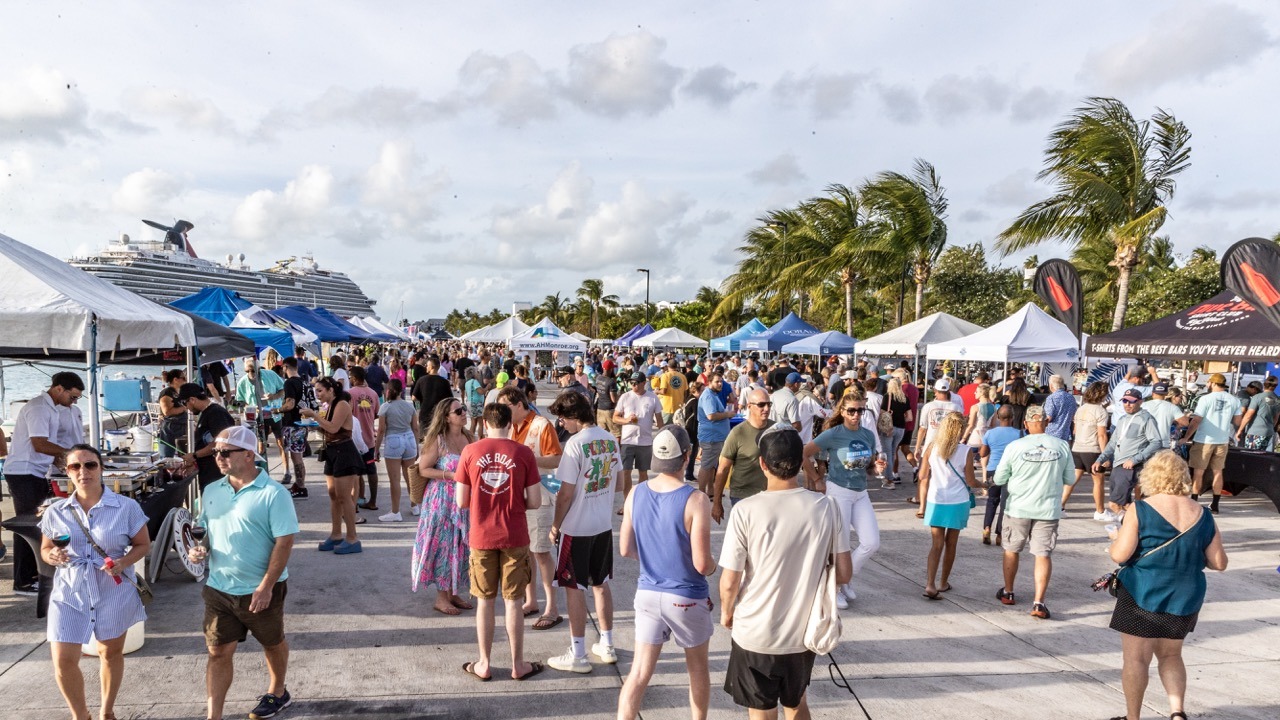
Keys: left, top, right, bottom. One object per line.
{"left": 12, "top": 582, "right": 38, "bottom": 596}
{"left": 289, "top": 486, "right": 309, "bottom": 500}
{"left": 249, "top": 689, "right": 292, "bottom": 719}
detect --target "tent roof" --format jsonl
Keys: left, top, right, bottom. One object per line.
{"left": 740, "top": 313, "right": 820, "bottom": 352}
{"left": 467, "top": 315, "right": 530, "bottom": 343}
{"left": 509, "top": 317, "right": 588, "bottom": 353}
{"left": 710, "top": 318, "right": 769, "bottom": 352}
{"left": 570, "top": 331, "right": 592, "bottom": 341}
{"left": 614, "top": 323, "right": 655, "bottom": 347}
{"left": 357, "top": 317, "right": 412, "bottom": 341}
{"left": 781, "top": 330, "right": 857, "bottom": 356}
{"left": 1087, "top": 291, "right": 1280, "bottom": 361}
{"left": 273, "top": 306, "right": 358, "bottom": 343}
{"left": 311, "top": 307, "right": 379, "bottom": 341}
{"left": 633, "top": 327, "right": 709, "bottom": 348}
{"left": 927, "top": 303, "right": 1082, "bottom": 363}
{"left": 0, "top": 232, "right": 196, "bottom": 356}
{"left": 169, "top": 288, "right": 293, "bottom": 357}
{"left": 857, "top": 312, "right": 984, "bottom": 357}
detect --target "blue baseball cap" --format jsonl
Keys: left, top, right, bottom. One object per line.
{"left": 786, "top": 372, "right": 803, "bottom": 384}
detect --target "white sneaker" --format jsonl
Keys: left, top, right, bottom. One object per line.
{"left": 1092, "top": 511, "right": 1109, "bottom": 521}
{"left": 835, "top": 589, "right": 849, "bottom": 610}
{"left": 842, "top": 584, "right": 857, "bottom": 601}
{"left": 547, "top": 648, "right": 592, "bottom": 674}
{"left": 378, "top": 512, "right": 404, "bottom": 523}
{"left": 410, "top": 504, "right": 421, "bottom": 517}
{"left": 591, "top": 642, "right": 617, "bottom": 664}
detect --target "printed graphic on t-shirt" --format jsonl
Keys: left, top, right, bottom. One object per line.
{"left": 1018, "top": 442, "right": 1066, "bottom": 463}
{"left": 473, "top": 452, "right": 520, "bottom": 495}
{"left": 581, "top": 438, "right": 618, "bottom": 493}
{"left": 837, "top": 439, "right": 873, "bottom": 471}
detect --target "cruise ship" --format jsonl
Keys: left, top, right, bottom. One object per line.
{"left": 69, "top": 219, "right": 378, "bottom": 317}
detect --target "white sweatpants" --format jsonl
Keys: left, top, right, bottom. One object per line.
{"left": 825, "top": 482, "right": 881, "bottom": 577}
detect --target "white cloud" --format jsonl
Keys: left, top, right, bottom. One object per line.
{"left": 747, "top": 153, "right": 807, "bottom": 186}
{"left": 1081, "top": 2, "right": 1277, "bottom": 92}
{"left": 923, "top": 75, "right": 1011, "bottom": 122}
{"left": 0, "top": 67, "right": 93, "bottom": 143}
{"left": 361, "top": 140, "right": 450, "bottom": 229}
{"left": 562, "top": 31, "right": 684, "bottom": 117}
{"left": 231, "top": 165, "right": 334, "bottom": 241}
{"left": 772, "top": 71, "right": 869, "bottom": 119}
{"left": 567, "top": 181, "right": 693, "bottom": 266}
{"left": 491, "top": 161, "right": 594, "bottom": 241}
{"left": 457, "top": 51, "right": 557, "bottom": 124}
{"left": 681, "top": 65, "right": 756, "bottom": 107}
{"left": 877, "top": 84, "right": 923, "bottom": 124}
{"left": 111, "top": 168, "right": 183, "bottom": 215}
{"left": 982, "top": 170, "right": 1043, "bottom": 208}
{"left": 459, "top": 275, "right": 516, "bottom": 301}
{"left": 123, "top": 87, "right": 239, "bottom": 137}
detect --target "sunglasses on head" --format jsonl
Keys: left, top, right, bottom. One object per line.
{"left": 213, "top": 448, "right": 248, "bottom": 458}
{"left": 66, "top": 460, "right": 100, "bottom": 472}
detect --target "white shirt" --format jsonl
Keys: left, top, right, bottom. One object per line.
{"left": 615, "top": 390, "right": 662, "bottom": 446}
{"left": 555, "top": 426, "right": 621, "bottom": 536}
{"left": 331, "top": 368, "right": 350, "bottom": 391}
{"left": 5, "top": 392, "right": 77, "bottom": 477}
{"left": 769, "top": 387, "right": 800, "bottom": 426}
{"left": 796, "top": 394, "right": 831, "bottom": 444}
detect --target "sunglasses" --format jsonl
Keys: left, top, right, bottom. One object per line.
{"left": 213, "top": 448, "right": 248, "bottom": 458}
{"left": 1120, "top": 399, "right": 1140, "bottom": 405}
{"left": 451, "top": 407, "right": 466, "bottom": 416}
{"left": 748, "top": 401, "right": 773, "bottom": 408}
{"left": 66, "top": 461, "right": 101, "bottom": 472}
{"left": 843, "top": 407, "right": 867, "bottom": 415}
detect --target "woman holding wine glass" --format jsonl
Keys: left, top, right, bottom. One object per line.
{"left": 40, "top": 443, "right": 151, "bottom": 720}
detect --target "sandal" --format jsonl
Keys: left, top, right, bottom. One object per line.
{"left": 434, "top": 604, "right": 462, "bottom": 616}
{"left": 462, "top": 661, "right": 491, "bottom": 682}
{"left": 1170, "top": 713, "right": 1188, "bottom": 719}
{"left": 532, "top": 615, "right": 564, "bottom": 630}
{"left": 522, "top": 606, "right": 540, "bottom": 617}
{"left": 450, "top": 596, "right": 474, "bottom": 610}
{"left": 922, "top": 590, "right": 942, "bottom": 600}
{"left": 938, "top": 583, "right": 952, "bottom": 593}
{"left": 513, "top": 661, "right": 545, "bottom": 681}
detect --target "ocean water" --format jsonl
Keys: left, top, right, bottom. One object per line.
{"left": 1, "top": 362, "right": 171, "bottom": 422}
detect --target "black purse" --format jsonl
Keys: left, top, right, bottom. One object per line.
{"left": 1092, "top": 519, "right": 1195, "bottom": 597}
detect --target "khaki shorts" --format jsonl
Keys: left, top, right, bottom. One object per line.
{"left": 1003, "top": 517, "right": 1059, "bottom": 557}
{"left": 698, "top": 441, "right": 724, "bottom": 473}
{"left": 597, "top": 409, "right": 622, "bottom": 439}
{"left": 203, "top": 581, "right": 287, "bottom": 647}
{"left": 527, "top": 501, "right": 554, "bottom": 554}
{"left": 1187, "top": 442, "right": 1227, "bottom": 472}
{"left": 469, "top": 546, "right": 532, "bottom": 600}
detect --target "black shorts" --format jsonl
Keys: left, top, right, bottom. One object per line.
{"left": 360, "top": 448, "right": 378, "bottom": 477}
{"left": 323, "top": 440, "right": 365, "bottom": 477}
{"left": 553, "top": 529, "right": 613, "bottom": 589}
{"left": 1109, "top": 465, "right": 1142, "bottom": 506}
{"left": 259, "top": 416, "right": 283, "bottom": 440}
{"left": 1072, "top": 452, "right": 1100, "bottom": 471}
{"left": 724, "top": 640, "right": 816, "bottom": 710}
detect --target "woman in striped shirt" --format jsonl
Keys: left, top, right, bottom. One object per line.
{"left": 40, "top": 444, "right": 151, "bottom": 720}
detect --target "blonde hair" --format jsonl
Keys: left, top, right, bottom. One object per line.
{"left": 927, "top": 411, "right": 966, "bottom": 462}
{"left": 886, "top": 377, "right": 906, "bottom": 403}
{"left": 1139, "top": 450, "right": 1192, "bottom": 497}
{"left": 979, "top": 385, "right": 998, "bottom": 403}
{"left": 421, "top": 397, "right": 475, "bottom": 453}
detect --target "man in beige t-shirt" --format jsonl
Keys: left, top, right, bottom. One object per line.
{"left": 719, "top": 427, "right": 852, "bottom": 716}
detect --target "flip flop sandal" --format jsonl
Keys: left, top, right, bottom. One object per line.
{"left": 514, "top": 661, "right": 545, "bottom": 681}
{"left": 354, "top": 517, "right": 367, "bottom": 525}
{"left": 533, "top": 615, "right": 564, "bottom": 630}
{"left": 938, "top": 584, "right": 953, "bottom": 593}
{"left": 522, "top": 606, "right": 540, "bottom": 617}
{"left": 922, "top": 590, "right": 943, "bottom": 600}
{"left": 462, "top": 661, "right": 491, "bottom": 682}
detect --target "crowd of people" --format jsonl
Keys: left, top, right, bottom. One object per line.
{"left": 0, "top": 341, "right": 1255, "bottom": 720}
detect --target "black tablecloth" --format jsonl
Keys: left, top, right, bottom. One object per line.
{"left": 1223, "top": 449, "right": 1280, "bottom": 513}
{"left": 139, "top": 472, "right": 195, "bottom": 541}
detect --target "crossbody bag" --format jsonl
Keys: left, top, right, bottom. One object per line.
{"left": 69, "top": 507, "right": 154, "bottom": 606}
{"left": 1091, "top": 509, "right": 1199, "bottom": 597}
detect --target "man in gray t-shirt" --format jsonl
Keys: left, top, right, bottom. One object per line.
{"left": 1236, "top": 376, "right": 1280, "bottom": 451}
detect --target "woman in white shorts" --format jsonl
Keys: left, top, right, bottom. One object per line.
{"left": 375, "top": 378, "right": 419, "bottom": 521}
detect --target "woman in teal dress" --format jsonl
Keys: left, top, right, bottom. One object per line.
{"left": 1107, "top": 450, "right": 1228, "bottom": 720}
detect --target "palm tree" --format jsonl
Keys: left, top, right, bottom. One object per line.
{"left": 575, "top": 279, "right": 619, "bottom": 337}
{"left": 996, "top": 97, "right": 1191, "bottom": 331}
{"left": 860, "top": 160, "right": 948, "bottom": 321}
{"left": 537, "top": 292, "right": 570, "bottom": 327}
{"left": 711, "top": 208, "right": 809, "bottom": 328}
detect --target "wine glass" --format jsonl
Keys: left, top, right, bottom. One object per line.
{"left": 47, "top": 517, "right": 72, "bottom": 566}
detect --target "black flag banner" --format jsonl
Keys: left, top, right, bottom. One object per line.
{"left": 1033, "top": 259, "right": 1083, "bottom": 339}
{"left": 1221, "top": 237, "right": 1280, "bottom": 332}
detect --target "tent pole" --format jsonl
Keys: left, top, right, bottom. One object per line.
{"left": 88, "top": 319, "right": 101, "bottom": 449}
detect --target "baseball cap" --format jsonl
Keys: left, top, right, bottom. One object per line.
{"left": 602, "top": 359, "right": 615, "bottom": 372}
{"left": 934, "top": 378, "right": 951, "bottom": 392}
{"left": 1152, "top": 382, "right": 1170, "bottom": 394}
{"left": 556, "top": 365, "right": 574, "bottom": 376}
{"left": 1122, "top": 388, "right": 1143, "bottom": 401}
{"left": 630, "top": 371, "right": 647, "bottom": 383}
{"left": 215, "top": 426, "right": 265, "bottom": 462}
{"left": 786, "top": 372, "right": 803, "bottom": 385}
{"left": 1208, "top": 373, "right": 1227, "bottom": 386}
{"left": 176, "top": 382, "right": 208, "bottom": 402}
{"left": 841, "top": 370, "right": 859, "bottom": 380}
{"left": 651, "top": 425, "right": 691, "bottom": 473}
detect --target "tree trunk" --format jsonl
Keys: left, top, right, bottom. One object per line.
{"left": 844, "top": 280, "right": 854, "bottom": 336}
{"left": 913, "top": 262, "right": 930, "bottom": 321}
{"left": 591, "top": 304, "right": 599, "bottom": 338}
{"left": 1111, "top": 243, "right": 1140, "bottom": 331}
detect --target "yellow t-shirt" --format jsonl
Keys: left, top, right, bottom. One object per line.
{"left": 656, "top": 370, "right": 688, "bottom": 415}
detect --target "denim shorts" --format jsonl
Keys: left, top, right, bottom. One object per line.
{"left": 382, "top": 430, "right": 418, "bottom": 461}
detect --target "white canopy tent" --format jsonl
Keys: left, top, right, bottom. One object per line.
{"left": 632, "top": 327, "right": 709, "bottom": 349}
{"left": 465, "top": 315, "right": 530, "bottom": 343}
{"left": 926, "top": 303, "right": 1084, "bottom": 364}
{"left": 857, "top": 312, "right": 984, "bottom": 357}
{"left": 230, "top": 308, "right": 319, "bottom": 347}
{"left": 570, "top": 331, "right": 592, "bottom": 342}
{"left": 0, "top": 232, "right": 197, "bottom": 445}
{"left": 508, "top": 317, "right": 588, "bottom": 354}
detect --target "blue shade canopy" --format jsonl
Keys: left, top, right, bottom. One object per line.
{"left": 710, "top": 318, "right": 769, "bottom": 352}
{"left": 311, "top": 307, "right": 384, "bottom": 341}
{"left": 273, "top": 306, "right": 359, "bottom": 342}
{"left": 169, "top": 287, "right": 293, "bottom": 357}
{"left": 614, "top": 323, "right": 655, "bottom": 347}
{"left": 612, "top": 323, "right": 643, "bottom": 346}
{"left": 780, "top": 330, "right": 857, "bottom": 356}
{"left": 739, "top": 312, "right": 821, "bottom": 351}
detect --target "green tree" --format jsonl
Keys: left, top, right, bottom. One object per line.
{"left": 924, "top": 244, "right": 1023, "bottom": 326}
{"left": 860, "top": 159, "right": 949, "bottom": 322}
{"left": 575, "top": 278, "right": 620, "bottom": 338}
{"left": 535, "top": 292, "right": 570, "bottom": 327}
{"left": 996, "top": 97, "right": 1192, "bottom": 331}
{"left": 1123, "top": 247, "right": 1222, "bottom": 326}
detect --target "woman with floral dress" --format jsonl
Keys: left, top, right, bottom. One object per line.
{"left": 411, "top": 397, "right": 476, "bottom": 614}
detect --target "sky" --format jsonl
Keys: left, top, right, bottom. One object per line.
{"left": 1, "top": 1, "right": 1278, "bottom": 323}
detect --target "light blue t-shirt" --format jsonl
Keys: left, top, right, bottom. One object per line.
{"left": 201, "top": 469, "right": 300, "bottom": 596}
{"left": 813, "top": 424, "right": 881, "bottom": 492}
{"left": 1192, "top": 391, "right": 1242, "bottom": 445}
{"left": 697, "top": 388, "right": 730, "bottom": 443}
{"left": 981, "top": 426, "right": 1023, "bottom": 472}
{"left": 1110, "top": 381, "right": 1152, "bottom": 427}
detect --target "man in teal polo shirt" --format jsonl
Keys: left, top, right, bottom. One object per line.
{"left": 190, "top": 426, "right": 298, "bottom": 720}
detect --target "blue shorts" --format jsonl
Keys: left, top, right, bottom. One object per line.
{"left": 382, "top": 430, "right": 418, "bottom": 461}
{"left": 923, "top": 500, "right": 970, "bottom": 530}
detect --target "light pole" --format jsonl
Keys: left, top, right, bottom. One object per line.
{"left": 636, "top": 268, "right": 651, "bottom": 325}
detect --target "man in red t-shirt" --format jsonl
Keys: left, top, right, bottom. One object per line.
{"left": 955, "top": 371, "right": 989, "bottom": 415}
{"left": 455, "top": 403, "right": 545, "bottom": 681}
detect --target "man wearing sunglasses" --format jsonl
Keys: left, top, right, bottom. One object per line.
{"left": 178, "top": 383, "right": 237, "bottom": 491}
{"left": 3, "top": 372, "right": 85, "bottom": 594}
{"left": 1093, "top": 389, "right": 1164, "bottom": 521}
{"left": 711, "top": 389, "right": 774, "bottom": 524}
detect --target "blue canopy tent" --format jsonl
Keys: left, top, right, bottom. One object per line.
{"left": 780, "top": 330, "right": 857, "bottom": 356}
{"left": 170, "top": 287, "right": 294, "bottom": 358}
{"left": 612, "top": 324, "right": 643, "bottom": 347}
{"left": 710, "top": 318, "right": 768, "bottom": 352}
{"left": 614, "top": 323, "right": 655, "bottom": 348}
{"left": 274, "top": 306, "right": 358, "bottom": 343}
{"left": 740, "top": 312, "right": 821, "bottom": 352}
{"left": 311, "top": 307, "right": 385, "bottom": 342}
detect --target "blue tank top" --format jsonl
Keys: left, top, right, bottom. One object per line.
{"left": 634, "top": 483, "right": 709, "bottom": 599}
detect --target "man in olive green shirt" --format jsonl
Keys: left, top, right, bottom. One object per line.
{"left": 992, "top": 405, "right": 1074, "bottom": 620}
{"left": 712, "top": 388, "right": 772, "bottom": 524}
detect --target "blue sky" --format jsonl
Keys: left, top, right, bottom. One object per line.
{"left": 1, "top": 1, "right": 1277, "bottom": 321}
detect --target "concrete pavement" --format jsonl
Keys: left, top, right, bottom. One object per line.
{"left": 2, "top": 415, "right": 1278, "bottom": 719}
